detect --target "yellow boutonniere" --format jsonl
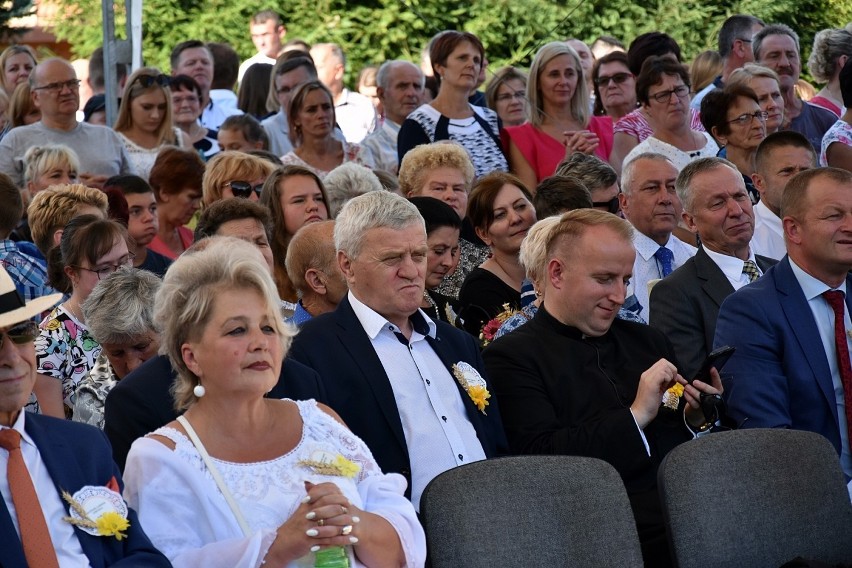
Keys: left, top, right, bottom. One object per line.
{"left": 662, "top": 383, "right": 684, "bottom": 411}
{"left": 299, "top": 453, "right": 361, "bottom": 478}
{"left": 452, "top": 362, "right": 491, "bottom": 414}
{"left": 62, "top": 481, "right": 130, "bottom": 540}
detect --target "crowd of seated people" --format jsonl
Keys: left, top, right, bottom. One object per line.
{"left": 4, "top": 11, "right": 852, "bottom": 567}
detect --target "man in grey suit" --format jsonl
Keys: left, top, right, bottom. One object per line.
{"left": 650, "top": 157, "right": 776, "bottom": 378}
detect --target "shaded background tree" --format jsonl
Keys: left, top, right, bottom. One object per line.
{"left": 44, "top": 0, "right": 852, "bottom": 87}
{"left": 0, "top": 0, "right": 35, "bottom": 43}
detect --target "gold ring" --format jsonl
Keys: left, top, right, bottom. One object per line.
{"left": 317, "top": 519, "right": 325, "bottom": 527}
{"left": 341, "top": 525, "right": 353, "bottom": 536}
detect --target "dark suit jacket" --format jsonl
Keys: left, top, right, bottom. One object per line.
{"left": 649, "top": 247, "right": 776, "bottom": 378}
{"left": 714, "top": 256, "right": 849, "bottom": 455}
{"left": 0, "top": 414, "right": 170, "bottom": 567}
{"left": 104, "top": 354, "right": 327, "bottom": 472}
{"left": 288, "top": 296, "right": 508, "bottom": 495}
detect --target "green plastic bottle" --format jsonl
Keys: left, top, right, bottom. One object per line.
{"left": 314, "top": 546, "right": 349, "bottom": 568}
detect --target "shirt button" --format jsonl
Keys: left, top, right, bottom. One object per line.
{"left": 441, "top": 416, "right": 447, "bottom": 421}
{"left": 426, "top": 379, "right": 431, "bottom": 385}
{"left": 458, "top": 454, "right": 464, "bottom": 461}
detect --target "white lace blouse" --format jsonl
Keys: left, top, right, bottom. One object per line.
{"left": 123, "top": 399, "right": 425, "bottom": 567}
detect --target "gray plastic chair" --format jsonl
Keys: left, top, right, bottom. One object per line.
{"left": 658, "top": 429, "right": 852, "bottom": 568}
{"left": 419, "top": 455, "right": 644, "bottom": 568}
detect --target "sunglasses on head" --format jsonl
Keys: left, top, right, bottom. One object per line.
{"left": 226, "top": 181, "right": 264, "bottom": 199}
{"left": 0, "top": 321, "right": 39, "bottom": 350}
{"left": 593, "top": 196, "right": 621, "bottom": 214}
{"left": 135, "top": 74, "right": 171, "bottom": 88}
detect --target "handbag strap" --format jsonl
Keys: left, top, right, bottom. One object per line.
{"left": 176, "top": 415, "right": 253, "bottom": 537}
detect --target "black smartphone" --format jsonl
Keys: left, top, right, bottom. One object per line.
{"left": 691, "top": 346, "right": 736, "bottom": 384}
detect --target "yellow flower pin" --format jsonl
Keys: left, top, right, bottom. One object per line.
{"left": 96, "top": 512, "right": 130, "bottom": 540}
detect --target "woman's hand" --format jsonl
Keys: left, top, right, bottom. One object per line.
{"left": 563, "top": 130, "right": 600, "bottom": 156}
{"left": 265, "top": 482, "right": 361, "bottom": 565}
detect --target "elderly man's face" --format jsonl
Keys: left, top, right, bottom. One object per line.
{"left": 620, "top": 158, "right": 680, "bottom": 245}
{"left": 215, "top": 218, "right": 275, "bottom": 273}
{"left": 380, "top": 63, "right": 424, "bottom": 125}
{"left": 173, "top": 47, "right": 214, "bottom": 94}
{"left": 546, "top": 224, "right": 634, "bottom": 337}
{"left": 339, "top": 223, "right": 427, "bottom": 329}
{"left": 0, "top": 322, "right": 38, "bottom": 426}
{"left": 683, "top": 165, "right": 754, "bottom": 258}
{"left": 757, "top": 33, "right": 800, "bottom": 91}
{"left": 31, "top": 60, "right": 80, "bottom": 120}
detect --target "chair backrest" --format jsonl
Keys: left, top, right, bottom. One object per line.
{"left": 419, "top": 455, "right": 644, "bottom": 568}
{"left": 658, "top": 429, "right": 852, "bottom": 568}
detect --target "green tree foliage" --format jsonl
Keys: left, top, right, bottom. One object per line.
{"left": 48, "top": 0, "right": 852, "bottom": 87}
{"left": 0, "top": 0, "right": 35, "bottom": 43}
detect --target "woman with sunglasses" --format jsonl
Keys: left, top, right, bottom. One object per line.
{"left": 591, "top": 52, "right": 638, "bottom": 124}
{"left": 700, "top": 85, "right": 767, "bottom": 200}
{"left": 280, "top": 81, "right": 373, "bottom": 179}
{"left": 504, "top": 42, "right": 613, "bottom": 193}
{"left": 259, "top": 165, "right": 330, "bottom": 303}
{"left": 148, "top": 147, "right": 206, "bottom": 259}
{"left": 114, "top": 68, "right": 188, "bottom": 180}
{"left": 33, "top": 215, "right": 132, "bottom": 419}
{"left": 201, "top": 151, "right": 277, "bottom": 207}
{"left": 622, "top": 57, "right": 718, "bottom": 173}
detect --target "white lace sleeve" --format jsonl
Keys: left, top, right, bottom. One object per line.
{"left": 302, "top": 402, "right": 426, "bottom": 567}
{"left": 123, "top": 436, "right": 278, "bottom": 568}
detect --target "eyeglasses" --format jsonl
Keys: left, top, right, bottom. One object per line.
{"left": 32, "top": 79, "right": 81, "bottom": 93}
{"left": 226, "top": 181, "right": 264, "bottom": 199}
{"left": 72, "top": 253, "right": 135, "bottom": 280}
{"left": 650, "top": 85, "right": 689, "bottom": 103}
{"left": 726, "top": 110, "right": 769, "bottom": 126}
{"left": 134, "top": 74, "right": 171, "bottom": 88}
{"left": 593, "top": 196, "right": 621, "bottom": 214}
{"left": 594, "top": 72, "right": 632, "bottom": 87}
{"left": 0, "top": 321, "right": 39, "bottom": 350}
{"left": 495, "top": 91, "right": 526, "bottom": 102}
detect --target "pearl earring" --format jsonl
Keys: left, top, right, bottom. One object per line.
{"left": 193, "top": 383, "right": 206, "bottom": 398}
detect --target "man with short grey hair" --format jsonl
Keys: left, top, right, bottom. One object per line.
{"left": 620, "top": 153, "right": 697, "bottom": 321}
{"left": 0, "top": 58, "right": 135, "bottom": 188}
{"left": 361, "top": 60, "right": 424, "bottom": 174}
{"left": 754, "top": 23, "right": 836, "bottom": 150}
{"left": 310, "top": 43, "right": 377, "bottom": 143}
{"left": 649, "top": 157, "right": 776, "bottom": 378}
{"left": 290, "top": 190, "right": 507, "bottom": 509}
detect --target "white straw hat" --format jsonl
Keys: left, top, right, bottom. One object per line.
{"left": 0, "top": 265, "right": 62, "bottom": 328}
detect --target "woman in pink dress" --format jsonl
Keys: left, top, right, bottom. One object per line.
{"left": 505, "top": 42, "right": 612, "bottom": 193}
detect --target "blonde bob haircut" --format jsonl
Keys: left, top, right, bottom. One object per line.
{"left": 527, "top": 42, "right": 590, "bottom": 128}
{"left": 27, "top": 183, "right": 108, "bottom": 256}
{"left": 202, "top": 151, "right": 278, "bottom": 207}
{"left": 24, "top": 144, "right": 80, "bottom": 185}
{"left": 398, "top": 142, "right": 475, "bottom": 198}
{"left": 114, "top": 67, "right": 178, "bottom": 146}
{"left": 154, "top": 237, "right": 294, "bottom": 411}
{"left": 0, "top": 45, "right": 37, "bottom": 95}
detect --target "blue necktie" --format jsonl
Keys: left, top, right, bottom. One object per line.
{"left": 654, "top": 246, "right": 674, "bottom": 277}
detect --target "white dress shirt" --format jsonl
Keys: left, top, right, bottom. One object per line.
{"left": 0, "top": 411, "right": 89, "bottom": 566}
{"left": 752, "top": 200, "right": 786, "bottom": 261}
{"left": 335, "top": 89, "right": 377, "bottom": 143}
{"left": 238, "top": 52, "right": 276, "bottom": 83}
{"left": 200, "top": 97, "right": 243, "bottom": 131}
{"left": 789, "top": 259, "right": 852, "bottom": 484}
{"left": 360, "top": 119, "right": 402, "bottom": 174}
{"left": 702, "top": 245, "right": 762, "bottom": 290}
{"left": 348, "top": 292, "right": 487, "bottom": 510}
{"left": 627, "top": 231, "right": 697, "bottom": 321}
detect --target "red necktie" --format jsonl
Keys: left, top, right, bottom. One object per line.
{"left": 0, "top": 428, "right": 61, "bottom": 568}
{"left": 822, "top": 291, "right": 852, "bottom": 452}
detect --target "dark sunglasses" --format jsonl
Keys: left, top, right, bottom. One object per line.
{"left": 226, "top": 181, "right": 264, "bottom": 199}
{"left": 0, "top": 321, "right": 39, "bottom": 350}
{"left": 594, "top": 72, "right": 632, "bottom": 87}
{"left": 135, "top": 74, "right": 171, "bottom": 88}
{"left": 593, "top": 196, "right": 621, "bottom": 214}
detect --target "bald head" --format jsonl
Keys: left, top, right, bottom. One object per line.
{"left": 286, "top": 220, "right": 347, "bottom": 315}
{"left": 30, "top": 58, "right": 80, "bottom": 127}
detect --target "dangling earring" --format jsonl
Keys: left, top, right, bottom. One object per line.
{"left": 193, "top": 382, "right": 206, "bottom": 398}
